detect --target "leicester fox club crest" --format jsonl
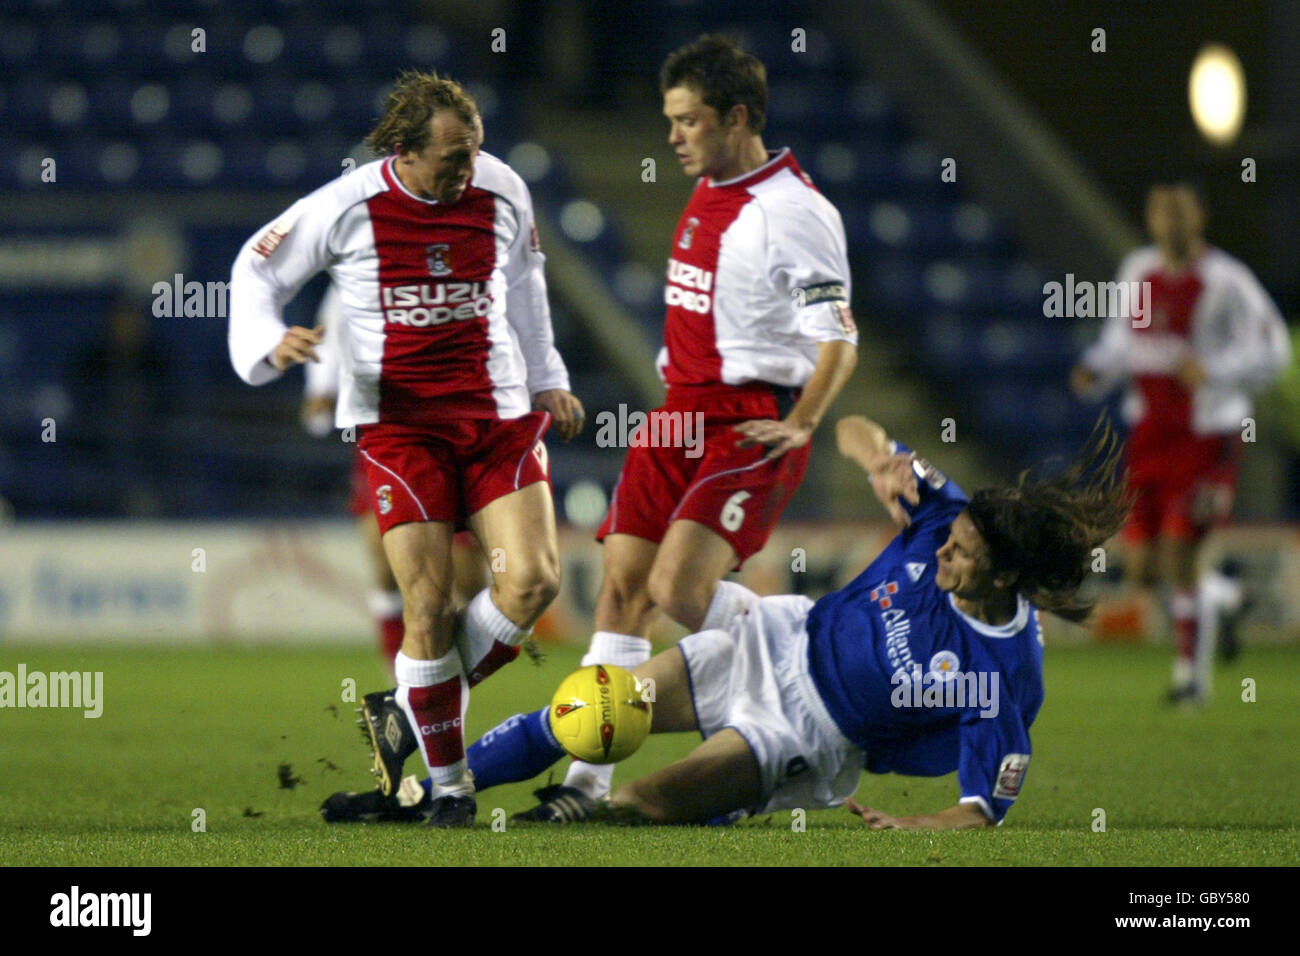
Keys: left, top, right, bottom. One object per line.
{"left": 425, "top": 243, "right": 452, "bottom": 276}
{"left": 678, "top": 217, "right": 700, "bottom": 250}
{"left": 929, "top": 650, "right": 960, "bottom": 681}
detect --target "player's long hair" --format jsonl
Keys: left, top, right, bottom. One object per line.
{"left": 367, "top": 70, "right": 479, "bottom": 156}
{"left": 967, "top": 414, "right": 1131, "bottom": 623}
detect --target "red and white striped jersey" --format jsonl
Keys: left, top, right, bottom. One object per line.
{"left": 1080, "top": 245, "right": 1289, "bottom": 434}
{"left": 229, "top": 153, "right": 570, "bottom": 427}
{"left": 658, "top": 148, "right": 856, "bottom": 389}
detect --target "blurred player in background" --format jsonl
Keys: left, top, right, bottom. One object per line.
{"left": 324, "top": 415, "right": 1128, "bottom": 828}
{"left": 517, "top": 34, "right": 859, "bottom": 819}
{"left": 1071, "top": 182, "right": 1289, "bottom": 704}
{"left": 229, "top": 71, "right": 584, "bottom": 826}
{"left": 301, "top": 282, "right": 488, "bottom": 677}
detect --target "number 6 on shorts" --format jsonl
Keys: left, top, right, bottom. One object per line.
{"left": 720, "top": 490, "right": 752, "bottom": 532}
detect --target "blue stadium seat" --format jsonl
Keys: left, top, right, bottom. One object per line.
{"left": 867, "top": 257, "right": 925, "bottom": 310}
{"left": 217, "top": 134, "right": 272, "bottom": 186}
{"left": 249, "top": 75, "right": 298, "bottom": 130}
{"left": 6, "top": 77, "right": 49, "bottom": 133}
{"left": 170, "top": 74, "right": 220, "bottom": 131}
{"left": 94, "top": 140, "right": 143, "bottom": 186}
{"left": 302, "top": 133, "right": 358, "bottom": 186}
{"left": 356, "top": 21, "right": 413, "bottom": 73}
{"left": 0, "top": 17, "right": 41, "bottom": 69}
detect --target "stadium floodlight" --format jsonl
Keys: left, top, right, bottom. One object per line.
{"left": 1189, "top": 43, "right": 1246, "bottom": 147}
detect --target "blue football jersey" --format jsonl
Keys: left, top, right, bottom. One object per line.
{"left": 806, "top": 442, "right": 1044, "bottom": 823}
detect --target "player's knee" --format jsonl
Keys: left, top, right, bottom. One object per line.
{"left": 494, "top": 562, "right": 560, "bottom": 625}
{"left": 646, "top": 566, "right": 711, "bottom": 630}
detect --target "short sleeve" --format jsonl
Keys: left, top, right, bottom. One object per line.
{"left": 764, "top": 197, "right": 857, "bottom": 345}
{"left": 890, "top": 440, "right": 969, "bottom": 528}
{"left": 956, "top": 697, "right": 1031, "bottom": 824}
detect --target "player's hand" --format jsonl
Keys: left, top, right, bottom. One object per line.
{"left": 271, "top": 325, "right": 325, "bottom": 371}
{"left": 1177, "top": 355, "right": 1207, "bottom": 390}
{"left": 734, "top": 417, "right": 813, "bottom": 460}
{"left": 869, "top": 451, "right": 920, "bottom": 528}
{"left": 845, "top": 798, "right": 905, "bottom": 830}
{"left": 300, "top": 394, "right": 336, "bottom": 437}
{"left": 534, "top": 389, "right": 585, "bottom": 441}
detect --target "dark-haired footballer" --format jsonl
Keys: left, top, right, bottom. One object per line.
{"left": 538, "top": 32, "right": 860, "bottom": 818}
{"left": 325, "top": 415, "right": 1129, "bottom": 828}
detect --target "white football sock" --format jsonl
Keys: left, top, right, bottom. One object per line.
{"left": 580, "top": 631, "right": 652, "bottom": 669}
{"left": 565, "top": 631, "right": 652, "bottom": 798}
{"left": 1193, "top": 572, "right": 1243, "bottom": 701}
{"left": 465, "top": 587, "right": 528, "bottom": 649}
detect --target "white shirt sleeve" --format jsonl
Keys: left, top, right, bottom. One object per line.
{"left": 1198, "top": 258, "right": 1291, "bottom": 392}
{"left": 1078, "top": 250, "right": 1149, "bottom": 393}
{"left": 764, "top": 196, "right": 858, "bottom": 345}
{"left": 303, "top": 282, "right": 342, "bottom": 400}
{"left": 228, "top": 195, "right": 339, "bottom": 386}
{"left": 500, "top": 184, "right": 571, "bottom": 397}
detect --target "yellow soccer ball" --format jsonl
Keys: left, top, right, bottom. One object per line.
{"left": 549, "top": 664, "right": 652, "bottom": 764}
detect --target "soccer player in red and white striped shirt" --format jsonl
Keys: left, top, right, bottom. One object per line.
{"left": 229, "top": 72, "right": 584, "bottom": 826}
{"left": 301, "top": 281, "right": 488, "bottom": 676}
{"left": 523, "top": 35, "right": 859, "bottom": 819}
{"left": 1072, "top": 182, "right": 1289, "bottom": 704}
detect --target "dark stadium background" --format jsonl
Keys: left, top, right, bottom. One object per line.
{"left": 0, "top": 0, "right": 1296, "bottom": 640}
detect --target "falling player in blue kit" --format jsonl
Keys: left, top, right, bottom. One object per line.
{"left": 323, "top": 414, "right": 1129, "bottom": 829}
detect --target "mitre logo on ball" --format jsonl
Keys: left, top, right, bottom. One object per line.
{"left": 554, "top": 700, "right": 585, "bottom": 719}
{"left": 548, "top": 664, "right": 652, "bottom": 764}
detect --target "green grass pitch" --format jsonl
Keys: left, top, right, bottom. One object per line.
{"left": 1, "top": 641, "right": 1297, "bottom": 866}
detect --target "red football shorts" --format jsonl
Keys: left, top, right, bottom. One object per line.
{"left": 357, "top": 412, "right": 552, "bottom": 534}
{"left": 1122, "top": 425, "right": 1240, "bottom": 544}
{"left": 348, "top": 445, "right": 371, "bottom": 517}
{"left": 596, "top": 383, "right": 810, "bottom": 567}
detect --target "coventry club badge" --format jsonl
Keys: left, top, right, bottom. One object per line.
{"left": 426, "top": 243, "right": 452, "bottom": 276}
{"left": 678, "top": 216, "right": 700, "bottom": 250}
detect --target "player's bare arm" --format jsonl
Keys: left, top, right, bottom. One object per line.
{"left": 734, "top": 339, "right": 858, "bottom": 458}
{"left": 270, "top": 325, "right": 325, "bottom": 370}
{"left": 836, "top": 415, "right": 920, "bottom": 527}
{"left": 835, "top": 414, "right": 892, "bottom": 472}
{"left": 844, "top": 797, "right": 993, "bottom": 831}
{"left": 532, "top": 388, "right": 585, "bottom": 442}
